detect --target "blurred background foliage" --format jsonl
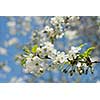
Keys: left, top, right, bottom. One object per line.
{"left": 0, "top": 16, "right": 100, "bottom": 83}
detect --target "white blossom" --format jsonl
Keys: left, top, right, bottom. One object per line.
{"left": 44, "top": 26, "right": 54, "bottom": 33}
{"left": 70, "top": 46, "right": 81, "bottom": 53}
{"left": 77, "top": 62, "right": 81, "bottom": 67}
{"left": 50, "top": 16, "right": 64, "bottom": 25}
{"left": 50, "top": 17, "right": 65, "bottom": 39}
{"left": 67, "top": 46, "right": 81, "bottom": 60}
{"left": 37, "top": 41, "right": 57, "bottom": 59}
{"left": 56, "top": 32, "right": 64, "bottom": 39}
{"left": 53, "top": 51, "right": 67, "bottom": 64}
{"left": 24, "top": 56, "right": 47, "bottom": 76}
{"left": 44, "top": 41, "right": 54, "bottom": 48}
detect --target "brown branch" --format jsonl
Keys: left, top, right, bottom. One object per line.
{"left": 79, "top": 61, "right": 100, "bottom": 63}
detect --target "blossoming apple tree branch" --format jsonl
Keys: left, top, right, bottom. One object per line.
{"left": 15, "top": 16, "right": 100, "bottom": 77}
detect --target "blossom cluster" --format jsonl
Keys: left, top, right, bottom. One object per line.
{"left": 16, "top": 16, "right": 98, "bottom": 77}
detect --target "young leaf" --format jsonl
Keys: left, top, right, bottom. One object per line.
{"left": 32, "top": 45, "right": 38, "bottom": 53}
{"left": 23, "top": 46, "right": 30, "bottom": 54}
{"left": 79, "top": 43, "right": 87, "bottom": 48}
{"left": 83, "top": 47, "right": 95, "bottom": 57}
{"left": 21, "top": 59, "right": 26, "bottom": 66}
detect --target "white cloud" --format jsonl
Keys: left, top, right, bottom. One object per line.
{"left": 4, "top": 37, "right": 18, "bottom": 47}
{"left": 0, "top": 47, "right": 7, "bottom": 55}
{"left": 2, "top": 65, "right": 11, "bottom": 73}
{"left": 7, "top": 21, "right": 16, "bottom": 27}
{"left": 96, "top": 80, "right": 100, "bottom": 83}
{"left": 9, "top": 77, "right": 24, "bottom": 83}
{"left": 33, "top": 16, "right": 45, "bottom": 25}
{"left": 65, "top": 30, "right": 77, "bottom": 40}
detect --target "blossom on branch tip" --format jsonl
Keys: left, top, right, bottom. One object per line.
{"left": 24, "top": 56, "right": 47, "bottom": 76}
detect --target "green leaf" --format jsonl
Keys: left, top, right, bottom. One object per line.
{"left": 32, "top": 45, "right": 38, "bottom": 53}
{"left": 21, "top": 59, "right": 26, "bottom": 66}
{"left": 79, "top": 43, "right": 87, "bottom": 48}
{"left": 23, "top": 46, "right": 30, "bottom": 54}
{"left": 82, "top": 47, "right": 95, "bottom": 57}
{"left": 78, "top": 54, "right": 84, "bottom": 59}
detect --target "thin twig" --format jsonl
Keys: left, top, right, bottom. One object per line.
{"left": 79, "top": 61, "right": 100, "bottom": 63}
